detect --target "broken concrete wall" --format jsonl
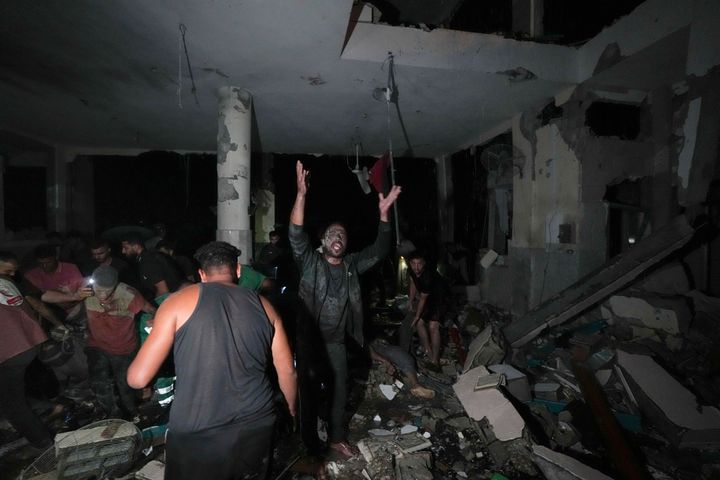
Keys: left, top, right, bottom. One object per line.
{"left": 478, "top": 0, "right": 720, "bottom": 314}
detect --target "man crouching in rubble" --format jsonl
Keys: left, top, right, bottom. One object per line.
{"left": 128, "top": 241, "right": 297, "bottom": 480}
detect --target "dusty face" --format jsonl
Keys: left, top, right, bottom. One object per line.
{"left": 409, "top": 258, "right": 426, "bottom": 277}
{"left": 0, "top": 259, "right": 19, "bottom": 278}
{"left": 91, "top": 246, "right": 111, "bottom": 264}
{"left": 322, "top": 224, "right": 348, "bottom": 259}
{"left": 37, "top": 256, "right": 58, "bottom": 274}
{"left": 93, "top": 284, "right": 117, "bottom": 303}
{"left": 269, "top": 234, "right": 280, "bottom": 245}
{"left": 121, "top": 242, "right": 141, "bottom": 260}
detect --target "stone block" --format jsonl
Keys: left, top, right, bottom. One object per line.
{"left": 488, "top": 363, "right": 532, "bottom": 402}
{"left": 453, "top": 366, "right": 524, "bottom": 441}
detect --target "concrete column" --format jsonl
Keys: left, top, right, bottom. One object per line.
{"left": 216, "top": 86, "right": 253, "bottom": 264}
{"left": 435, "top": 155, "right": 454, "bottom": 243}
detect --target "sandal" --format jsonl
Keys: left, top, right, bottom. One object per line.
{"left": 329, "top": 441, "right": 358, "bottom": 459}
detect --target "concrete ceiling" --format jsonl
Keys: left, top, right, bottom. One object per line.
{"left": 0, "top": 0, "right": 675, "bottom": 158}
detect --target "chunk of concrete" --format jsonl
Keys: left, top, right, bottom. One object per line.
{"left": 395, "top": 432, "right": 433, "bottom": 453}
{"left": 394, "top": 452, "right": 433, "bottom": 480}
{"left": 462, "top": 325, "right": 506, "bottom": 373}
{"left": 488, "top": 364, "right": 532, "bottom": 402}
{"left": 453, "top": 366, "right": 525, "bottom": 441}
{"left": 617, "top": 350, "right": 720, "bottom": 448}
{"left": 532, "top": 445, "right": 615, "bottom": 480}
{"left": 533, "top": 383, "right": 561, "bottom": 401}
{"left": 606, "top": 295, "right": 691, "bottom": 335}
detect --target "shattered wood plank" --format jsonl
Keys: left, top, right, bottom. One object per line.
{"left": 504, "top": 216, "right": 694, "bottom": 347}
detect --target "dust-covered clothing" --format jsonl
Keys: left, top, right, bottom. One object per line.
{"left": 289, "top": 221, "right": 392, "bottom": 346}
{"left": 85, "top": 282, "right": 144, "bottom": 355}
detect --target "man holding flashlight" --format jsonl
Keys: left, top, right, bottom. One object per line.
{"left": 84, "top": 265, "right": 156, "bottom": 418}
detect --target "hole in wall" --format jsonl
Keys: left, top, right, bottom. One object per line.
{"left": 586, "top": 102, "right": 641, "bottom": 140}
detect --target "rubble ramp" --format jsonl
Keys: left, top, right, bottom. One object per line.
{"left": 504, "top": 215, "right": 694, "bottom": 347}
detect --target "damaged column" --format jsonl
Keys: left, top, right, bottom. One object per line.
{"left": 217, "top": 86, "right": 253, "bottom": 264}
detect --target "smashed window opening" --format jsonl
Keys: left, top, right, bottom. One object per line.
{"left": 480, "top": 132, "right": 515, "bottom": 256}
{"left": 586, "top": 102, "right": 642, "bottom": 140}
{"left": 604, "top": 177, "right": 651, "bottom": 258}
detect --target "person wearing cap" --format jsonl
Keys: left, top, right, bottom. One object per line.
{"left": 84, "top": 265, "right": 156, "bottom": 418}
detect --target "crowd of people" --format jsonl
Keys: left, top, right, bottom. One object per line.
{"left": 1, "top": 160, "right": 455, "bottom": 479}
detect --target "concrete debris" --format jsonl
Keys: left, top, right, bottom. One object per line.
{"left": 462, "top": 325, "right": 506, "bottom": 373}
{"left": 504, "top": 215, "right": 694, "bottom": 347}
{"left": 399, "top": 425, "right": 418, "bottom": 435}
{"left": 394, "top": 452, "right": 433, "bottom": 480}
{"left": 368, "top": 428, "right": 395, "bottom": 437}
{"left": 605, "top": 295, "right": 691, "bottom": 336}
{"left": 453, "top": 366, "right": 525, "bottom": 441}
{"left": 379, "top": 384, "right": 398, "bottom": 401}
{"left": 532, "top": 445, "right": 615, "bottom": 480}
{"left": 533, "top": 382, "right": 561, "bottom": 401}
{"left": 395, "top": 432, "right": 433, "bottom": 454}
{"left": 616, "top": 350, "right": 720, "bottom": 448}
{"left": 488, "top": 364, "right": 531, "bottom": 402}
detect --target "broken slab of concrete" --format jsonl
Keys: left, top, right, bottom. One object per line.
{"left": 605, "top": 295, "right": 691, "bottom": 335}
{"left": 616, "top": 350, "right": 720, "bottom": 449}
{"left": 453, "top": 366, "right": 525, "bottom": 441}
{"left": 532, "top": 445, "right": 615, "bottom": 480}
{"left": 394, "top": 452, "right": 433, "bottom": 480}
{"left": 488, "top": 364, "right": 532, "bottom": 402}
{"left": 462, "top": 324, "right": 506, "bottom": 373}
{"left": 504, "top": 215, "right": 694, "bottom": 347}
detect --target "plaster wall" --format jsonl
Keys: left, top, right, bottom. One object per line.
{"left": 578, "top": 0, "right": 692, "bottom": 81}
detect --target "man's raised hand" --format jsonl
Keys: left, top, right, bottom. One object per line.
{"left": 295, "top": 160, "right": 309, "bottom": 196}
{"left": 378, "top": 185, "right": 402, "bottom": 221}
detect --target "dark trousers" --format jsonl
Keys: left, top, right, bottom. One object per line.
{"left": 296, "top": 337, "right": 347, "bottom": 451}
{"left": 326, "top": 343, "right": 347, "bottom": 443}
{"left": 85, "top": 347, "right": 136, "bottom": 418}
{"left": 0, "top": 348, "right": 53, "bottom": 448}
{"left": 165, "top": 417, "right": 275, "bottom": 480}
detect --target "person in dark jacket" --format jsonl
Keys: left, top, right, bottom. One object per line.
{"left": 289, "top": 160, "right": 401, "bottom": 459}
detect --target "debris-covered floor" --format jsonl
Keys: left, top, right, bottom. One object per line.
{"left": 4, "top": 264, "right": 720, "bottom": 479}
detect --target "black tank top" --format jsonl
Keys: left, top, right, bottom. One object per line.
{"left": 169, "top": 283, "right": 275, "bottom": 433}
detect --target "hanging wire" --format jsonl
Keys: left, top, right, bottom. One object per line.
{"left": 179, "top": 24, "right": 199, "bottom": 105}
{"left": 384, "top": 53, "right": 401, "bottom": 245}
{"left": 177, "top": 25, "right": 183, "bottom": 109}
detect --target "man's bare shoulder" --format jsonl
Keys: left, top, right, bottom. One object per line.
{"left": 162, "top": 284, "right": 201, "bottom": 310}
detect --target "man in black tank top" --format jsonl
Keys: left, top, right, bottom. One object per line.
{"left": 128, "top": 242, "right": 297, "bottom": 480}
